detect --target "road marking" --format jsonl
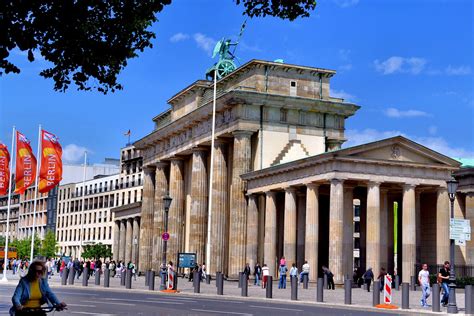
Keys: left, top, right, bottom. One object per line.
{"left": 103, "top": 298, "right": 185, "bottom": 305}
{"left": 70, "top": 312, "right": 116, "bottom": 316}
{"left": 67, "top": 303, "right": 97, "bottom": 307}
{"left": 99, "top": 301, "right": 136, "bottom": 306}
{"left": 191, "top": 309, "right": 252, "bottom": 315}
{"left": 249, "top": 305, "right": 303, "bottom": 312}
{"left": 59, "top": 292, "right": 97, "bottom": 296}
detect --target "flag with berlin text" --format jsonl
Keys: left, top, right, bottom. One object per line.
{"left": 0, "top": 143, "right": 10, "bottom": 195}
{"left": 39, "top": 130, "right": 62, "bottom": 193}
{"left": 14, "top": 131, "right": 37, "bottom": 194}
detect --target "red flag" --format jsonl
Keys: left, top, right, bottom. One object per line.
{"left": 39, "top": 130, "right": 62, "bottom": 193}
{"left": 14, "top": 131, "right": 37, "bottom": 194}
{"left": 0, "top": 143, "right": 10, "bottom": 195}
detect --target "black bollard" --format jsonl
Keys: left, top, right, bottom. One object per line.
{"left": 173, "top": 272, "right": 178, "bottom": 290}
{"left": 68, "top": 269, "right": 75, "bottom": 285}
{"left": 317, "top": 277, "right": 324, "bottom": 302}
{"left": 104, "top": 269, "right": 110, "bottom": 288}
{"left": 206, "top": 274, "right": 211, "bottom": 284}
{"left": 466, "top": 285, "right": 473, "bottom": 315}
{"left": 291, "top": 276, "right": 298, "bottom": 300}
{"left": 266, "top": 276, "right": 273, "bottom": 298}
{"left": 241, "top": 274, "right": 248, "bottom": 297}
{"left": 303, "top": 274, "right": 309, "bottom": 289}
{"left": 82, "top": 268, "right": 89, "bottom": 286}
{"left": 193, "top": 271, "right": 201, "bottom": 293}
{"left": 344, "top": 279, "right": 352, "bottom": 305}
{"left": 373, "top": 281, "right": 380, "bottom": 306}
{"left": 145, "top": 270, "right": 150, "bottom": 286}
{"left": 217, "top": 273, "right": 224, "bottom": 295}
{"left": 238, "top": 272, "right": 243, "bottom": 288}
{"left": 120, "top": 270, "right": 126, "bottom": 286}
{"left": 216, "top": 272, "right": 220, "bottom": 287}
{"left": 61, "top": 269, "right": 68, "bottom": 285}
{"left": 323, "top": 274, "right": 328, "bottom": 289}
{"left": 410, "top": 276, "right": 416, "bottom": 291}
{"left": 401, "top": 282, "right": 409, "bottom": 309}
{"left": 149, "top": 270, "right": 155, "bottom": 291}
{"left": 95, "top": 270, "right": 100, "bottom": 285}
{"left": 126, "top": 269, "right": 132, "bottom": 289}
{"left": 432, "top": 283, "right": 440, "bottom": 312}
{"left": 395, "top": 275, "right": 400, "bottom": 291}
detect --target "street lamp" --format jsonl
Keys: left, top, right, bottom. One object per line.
{"left": 160, "top": 194, "right": 173, "bottom": 290}
{"left": 446, "top": 178, "right": 458, "bottom": 314}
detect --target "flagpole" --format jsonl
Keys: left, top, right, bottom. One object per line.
{"left": 79, "top": 151, "right": 87, "bottom": 259}
{"left": 29, "top": 125, "right": 42, "bottom": 262}
{"left": 1, "top": 126, "right": 16, "bottom": 282}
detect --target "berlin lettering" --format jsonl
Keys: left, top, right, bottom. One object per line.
{"left": 46, "top": 155, "right": 56, "bottom": 186}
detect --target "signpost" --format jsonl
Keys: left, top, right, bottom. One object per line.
{"left": 162, "top": 232, "right": 170, "bottom": 241}
{"left": 177, "top": 253, "right": 197, "bottom": 269}
{"left": 450, "top": 218, "right": 471, "bottom": 246}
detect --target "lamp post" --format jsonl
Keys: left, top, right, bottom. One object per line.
{"left": 447, "top": 178, "right": 458, "bottom": 314}
{"left": 160, "top": 194, "right": 173, "bottom": 290}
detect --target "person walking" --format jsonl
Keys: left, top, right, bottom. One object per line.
{"left": 254, "top": 263, "right": 262, "bottom": 286}
{"left": 363, "top": 267, "right": 374, "bottom": 292}
{"left": 262, "top": 264, "right": 270, "bottom": 289}
{"left": 438, "top": 261, "right": 450, "bottom": 307}
{"left": 418, "top": 263, "right": 431, "bottom": 307}
{"left": 377, "top": 267, "right": 387, "bottom": 292}
{"left": 278, "top": 263, "right": 288, "bottom": 289}
{"left": 243, "top": 263, "right": 251, "bottom": 281}
{"left": 300, "top": 261, "right": 310, "bottom": 283}
{"left": 322, "top": 266, "right": 335, "bottom": 290}
{"left": 290, "top": 263, "right": 298, "bottom": 285}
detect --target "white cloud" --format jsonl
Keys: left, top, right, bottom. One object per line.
{"left": 428, "top": 125, "right": 438, "bottom": 135}
{"left": 62, "top": 144, "right": 90, "bottom": 163}
{"left": 445, "top": 65, "right": 472, "bottom": 76}
{"left": 333, "top": 0, "right": 359, "bottom": 8}
{"left": 170, "top": 32, "right": 189, "bottom": 43}
{"left": 384, "top": 107, "right": 430, "bottom": 118}
{"left": 374, "top": 56, "right": 427, "bottom": 75}
{"left": 344, "top": 129, "right": 474, "bottom": 159}
{"left": 331, "top": 89, "right": 357, "bottom": 102}
{"left": 193, "top": 33, "right": 217, "bottom": 55}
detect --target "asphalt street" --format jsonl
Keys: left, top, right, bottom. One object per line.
{"left": 0, "top": 283, "right": 425, "bottom": 316}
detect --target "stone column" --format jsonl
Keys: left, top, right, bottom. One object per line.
{"left": 415, "top": 191, "right": 421, "bottom": 266}
{"left": 152, "top": 162, "right": 168, "bottom": 272}
{"left": 305, "top": 183, "right": 319, "bottom": 281}
{"left": 210, "top": 141, "right": 228, "bottom": 275}
{"left": 113, "top": 220, "right": 120, "bottom": 261}
{"left": 125, "top": 218, "right": 133, "bottom": 263}
{"left": 264, "top": 191, "right": 277, "bottom": 277}
{"left": 329, "top": 179, "right": 344, "bottom": 284}
{"left": 343, "top": 185, "right": 354, "bottom": 278}
{"left": 119, "top": 219, "right": 126, "bottom": 261}
{"left": 168, "top": 158, "right": 185, "bottom": 268}
{"left": 132, "top": 217, "right": 140, "bottom": 265}
{"left": 466, "top": 194, "right": 474, "bottom": 264}
{"left": 436, "top": 186, "right": 450, "bottom": 264}
{"left": 283, "top": 187, "right": 297, "bottom": 268}
{"left": 366, "top": 181, "right": 381, "bottom": 276}
{"left": 402, "top": 184, "right": 416, "bottom": 283}
{"left": 228, "top": 131, "right": 252, "bottom": 278}
{"left": 139, "top": 166, "right": 155, "bottom": 272}
{"left": 246, "top": 194, "right": 258, "bottom": 271}
{"left": 380, "top": 189, "right": 389, "bottom": 271}
{"left": 189, "top": 148, "right": 208, "bottom": 265}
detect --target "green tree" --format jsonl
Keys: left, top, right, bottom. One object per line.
{"left": 82, "top": 243, "right": 112, "bottom": 260}
{"left": 0, "top": 236, "right": 5, "bottom": 246}
{"left": 9, "top": 235, "right": 41, "bottom": 259}
{"left": 1, "top": 1, "right": 317, "bottom": 94}
{"left": 40, "top": 230, "right": 58, "bottom": 259}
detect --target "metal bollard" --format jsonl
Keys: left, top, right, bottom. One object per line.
{"left": 303, "top": 274, "right": 308, "bottom": 289}
{"left": 95, "top": 270, "right": 100, "bottom": 285}
{"left": 145, "top": 270, "right": 150, "bottom": 286}
{"left": 266, "top": 276, "right": 273, "bottom": 298}
{"left": 126, "top": 269, "right": 132, "bottom": 289}
{"left": 410, "top": 276, "right": 417, "bottom": 291}
{"left": 238, "top": 272, "right": 243, "bottom": 288}
{"left": 82, "top": 268, "right": 89, "bottom": 286}
{"left": 149, "top": 271, "right": 155, "bottom": 291}
{"left": 432, "top": 283, "right": 440, "bottom": 312}
{"left": 241, "top": 274, "right": 248, "bottom": 297}
{"left": 401, "top": 282, "right": 409, "bottom": 309}
{"left": 344, "top": 279, "right": 352, "bottom": 305}
{"left": 217, "top": 273, "right": 224, "bottom": 295}
{"left": 373, "top": 281, "right": 380, "bottom": 306}
{"left": 323, "top": 274, "right": 328, "bottom": 289}
{"left": 61, "top": 269, "right": 68, "bottom": 285}
{"left": 395, "top": 275, "right": 400, "bottom": 291}
{"left": 291, "top": 276, "right": 298, "bottom": 300}
{"left": 173, "top": 272, "right": 178, "bottom": 290}
{"left": 68, "top": 269, "right": 75, "bottom": 285}
{"left": 104, "top": 269, "right": 110, "bottom": 288}
{"left": 466, "top": 285, "right": 473, "bottom": 315}
{"left": 120, "top": 270, "right": 126, "bottom": 286}
{"left": 206, "top": 274, "right": 211, "bottom": 284}
{"left": 193, "top": 271, "right": 200, "bottom": 293}
{"left": 317, "top": 277, "right": 324, "bottom": 302}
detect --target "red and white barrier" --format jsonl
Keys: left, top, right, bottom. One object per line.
{"left": 384, "top": 274, "right": 392, "bottom": 304}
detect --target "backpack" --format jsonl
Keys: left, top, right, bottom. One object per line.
{"left": 279, "top": 265, "right": 287, "bottom": 275}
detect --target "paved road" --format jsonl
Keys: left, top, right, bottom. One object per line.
{"left": 0, "top": 283, "right": 417, "bottom": 316}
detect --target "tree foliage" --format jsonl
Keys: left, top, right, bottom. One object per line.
{"left": 9, "top": 235, "right": 41, "bottom": 259}
{"left": 40, "top": 230, "right": 58, "bottom": 259}
{"left": 1, "top": 0, "right": 317, "bottom": 94}
{"left": 82, "top": 242, "right": 112, "bottom": 260}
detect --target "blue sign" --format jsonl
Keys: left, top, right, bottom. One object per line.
{"left": 177, "top": 253, "right": 196, "bottom": 268}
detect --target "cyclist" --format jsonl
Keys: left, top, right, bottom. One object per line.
{"left": 10, "top": 260, "right": 67, "bottom": 315}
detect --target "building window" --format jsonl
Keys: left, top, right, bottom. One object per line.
{"left": 280, "top": 108, "right": 288, "bottom": 122}
{"left": 290, "top": 80, "right": 297, "bottom": 96}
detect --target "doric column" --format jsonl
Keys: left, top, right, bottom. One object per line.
{"left": 246, "top": 194, "right": 258, "bottom": 271}
{"left": 189, "top": 148, "right": 208, "bottom": 265}
{"left": 415, "top": 191, "right": 421, "bottom": 265}
{"left": 436, "top": 186, "right": 450, "bottom": 264}
{"left": 132, "top": 217, "right": 140, "bottom": 265}
{"left": 210, "top": 141, "right": 228, "bottom": 275}
{"left": 380, "top": 189, "right": 389, "bottom": 271}
{"left": 113, "top": 220, "right": 120, "bottom": 261}
{"left": 264, "top": 191, "right": 277, "bottom": 277}
{"left": 283, "top": 187, "right": 297, "bottom": 268}
{"left": 402, "top": 184, "right": 416, "bottom": 283}
{"left": 228, "top": 131, "right": 252, "bottom": 278}
{"left": 366, "top": 181, "right": 381, "bottom": 276}
{"left": 343, "top": 185, "right": 354, "bottom": 278}
{"left": 152, "top": 162, "right": 168, "bottom": 271}
{"left": 125, "top": 218, "right": 133, "bottom": 263}
{"left": 168, "top": 158, "right": 185, "bottom": 268}
{"left": 329, "top": 179, "right": 344, "bottom": 284}
{"left": 466, "top": 194, "right": 474, "bottom": 264}
{"left": 139, "top": 166, "right": 155, "bottom": 272}
{"left": 305, "top": 183, "right": 319, "bottom": 281}
{"left": 119, "top": 219, "right": 126, "bottom": 261}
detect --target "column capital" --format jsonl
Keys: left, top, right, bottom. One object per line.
{"left": 192, "top": 146, "right": 208, "bottom": 154}
{"left": 330, "top": 178, "right": 344, "bottom": 185}
{"left": 264, "top": 190, "right": 277, "bottom": 198}
{"left": 283, "top": 186, "right": 297, "bottom": 193}
{"left": 403, "top": 183, "right": 417, "bottom": 190}
{"left": 213, "top": 138, "right": 228, "bottom": 146}
{"left": 232, "top": 130, "right": 254, "bottom": 138}
{"left": 305, "top": 182, "right": 320, "bottom": 190}
{"left": 367, "top": 181, "right": 381, "bottom": 187}
{"left": 437, "top": 185, "right": 448, "bottom": 193}
{"left": 154, "top": 161, "right": 169, "bottom": 169}
{"left": 168, "top": 156, "right": 184, "bottom": 162}
{"left": 142, "top": 165, "right": 156, "bottom": 173}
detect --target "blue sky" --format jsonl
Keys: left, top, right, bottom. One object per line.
{"left": 1, "top": 0, "right": 473, "bottom": 164}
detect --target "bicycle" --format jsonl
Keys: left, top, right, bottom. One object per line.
{"left": 11, "top": 304, "right": 67, "bottom": 316}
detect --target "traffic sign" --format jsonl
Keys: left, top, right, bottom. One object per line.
{"left": 450, "top": 218, "right": 471, "bottom": 243}
{"left": 162, "top": 232, "right": 170, "bottom": 241}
